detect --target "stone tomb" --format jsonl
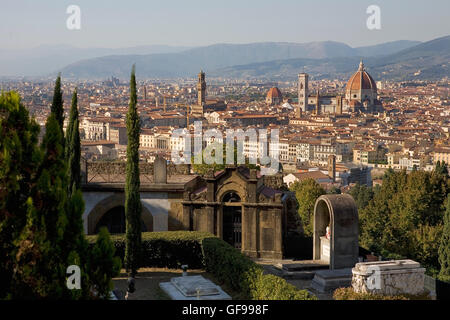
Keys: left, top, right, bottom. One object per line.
{"left": 159, "top": 275, "right": 231, "bottom": 300}
{"left": 311, "top": 268, "right": 354, "bottom": 293}
{"left": 352, "top": 260, "right": 426, "bottom": 296}
{"left": 310, "top": 194, "right": 359, "bottom": 293}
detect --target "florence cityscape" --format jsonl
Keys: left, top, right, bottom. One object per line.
{"left": 0, "top": 0, "right": 449, "bottom": 310}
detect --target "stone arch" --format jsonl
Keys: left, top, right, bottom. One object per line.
{"left": 313, "top": 194, "right": 359, "bottom": 270}
{"left": 216, "top": 181, "right": 246, "bottom": 203}
{"left": 220, "top": 190, "right": 243, "bottom": 249}
{"left": 87, "top": 193, "right": 153, "bottom": 235}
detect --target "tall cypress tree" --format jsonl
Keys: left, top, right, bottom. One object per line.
{"left": 20, "top": 113, "right": 69, "bottom": 298}
{"left": 51, "top": 74, "right": 64, "bottom": 133}
{"left": 62, "top": 88, "right": 86, "bottom": 297}
{"left": 124, "top": 65, "right": 142, "bottom": 277}
{"left": 439, "top": 198, "right": 450, "bottom": 282}
{"left": 65, "top": 88, "right": 81, "bottom": 195}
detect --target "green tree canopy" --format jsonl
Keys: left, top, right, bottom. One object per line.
{"left": 359, "top": 168, "right": 449, "bottom": 274}
{"left": 192, "top": 141, "right": 259, "bottom": 175}
{"left": 439, "top": 197, "right": 450, "bottom": 282}
{"left": 289, "top": 178, "right": 326, "bottom": 237}
{"left": 0, "top": 91, "right": 40, "bottom": 298}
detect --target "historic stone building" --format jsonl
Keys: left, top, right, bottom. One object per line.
{"left": 190, "top": 70, "right": 226, "bottom": 117}
{"left": 296, "top": 61, "right": 383, "bottom": 116}
{"left": 181, "top": 166, "right": 290, "bottom": 259}
{"left": 265, "top": 87, "right": 283, "bottom": 105}
{"left": 81, "top": 158, "right": 298, "bottom": 260}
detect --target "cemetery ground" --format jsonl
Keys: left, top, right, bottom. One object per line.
{"left": 112, "top": 268, "right": 242, "bottom": 300}
{"left": 112, "top": 264, "right": 332, "bottom": 300}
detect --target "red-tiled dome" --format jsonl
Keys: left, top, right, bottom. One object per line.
{"left": 266, "top": 87, "right": 282, "bottom": 99}
{"left": 346, "top": 61, "right": 377, "bottom": 92}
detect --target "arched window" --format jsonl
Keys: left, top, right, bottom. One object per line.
{"left": 222, "top": 191, "right": 241, "bottom": 203}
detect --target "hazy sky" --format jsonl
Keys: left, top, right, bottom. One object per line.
{"left": 1, "top": 0, "right": 449, "bottom": 49}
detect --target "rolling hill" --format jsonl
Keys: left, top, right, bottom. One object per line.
{"left": 56, "top": 40, "right": 422, "bottom": 79}
{"left": 212, "top": 36, "right": 450, "bottom": 81}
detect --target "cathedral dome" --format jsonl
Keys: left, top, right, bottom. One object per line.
{"left": 345, "top": 61, "right": 377, "bottom": 92}
{"left": 266, "top": 87, "right": 283, "bottom": 105}
{"left": 267, "top": 87, "right": 282, "bottom": 99}
{"left": 344, "top": 61, "right": 378, "bottom": 109}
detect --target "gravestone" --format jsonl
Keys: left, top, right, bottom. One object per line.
{"left": 154, "top": 155, "right": 167, "bottom": 184}
{"left": 159, "top": 275, "right": 231, "bottom": 300}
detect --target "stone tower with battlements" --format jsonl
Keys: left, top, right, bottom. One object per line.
{"left": 197, "top": 70, "right": 206, "bottom": 107}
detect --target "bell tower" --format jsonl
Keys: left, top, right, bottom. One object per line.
{"left": 197, "top": 70, "right": 206, "bottom": 106}
{"left": 298, "top": 73, "right": 308, "bottom": 116}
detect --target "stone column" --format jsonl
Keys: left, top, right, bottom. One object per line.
{"left": 182, "top": 191, "right": 191, "bottom": 230}
{"left": 273, "top": 199, "right": 283, "bottom": 260}
{"left": 205, "top": 206, "right": 215, "bottom": 235}
{"left": 242, "top": 169, "right": 259, "bottom": 258}
{"left": 154, "top": 155, "right": 167, "bottom": 184}
{"left": 216, "top": 206, "right": 223, "bottom": 238}
{"left": 242, "top": 205, "right": 258, "bottom": 258}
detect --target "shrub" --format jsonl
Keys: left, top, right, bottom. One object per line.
{"left": 88, "top": 227, "right": 122, "bottom": 299}
{"left": 333, "top": 287, "right": 431, "bottom": 300}
{"left": 86, "top": 231, "right": 211, "bottom": 269}
{"left": 87, "top": 231, "right": 317, "bottom": 300}
{"left": 251, "top": 273, "right": 317, "bottom": 300}
{"left": 202, "top": 237, "right": 263, "bottom": 298}
{"left": 202, "top": 237, "right": 316, "bottom": 300}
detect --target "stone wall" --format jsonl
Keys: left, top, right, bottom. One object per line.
{"left": 263, "top": 174, "right": 287, "bottom": 191}
{"left": 352, "top": 260, "right": 426, "bottom": 296}
{"left": 84, "top": 161, "right": 190, "bottom": 182}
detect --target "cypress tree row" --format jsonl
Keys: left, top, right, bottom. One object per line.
{"left": 62, "top": 86, "right": 121, "bottom": 299}
{"left": 1, "top": 77, "right": 121, "bottom": 299}
{"left": 62, "top": 88, "right": 87, "bottom": 298}
{"left": 124, "top": 65, "right": 142, "bottom": 277}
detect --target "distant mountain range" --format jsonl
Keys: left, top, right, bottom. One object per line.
{"left": 56, "top": 40, "right": 422, "bottom": 80}
{"left": 0, "top": 44, "right": 192, "bottom": 77}
{"left": 213, "top": 36, "right": 450, "bottom": 81}
{"left": 2, "top": 37, "right": 449, "bottom": 81}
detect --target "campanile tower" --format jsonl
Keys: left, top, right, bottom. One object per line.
{"left": 298, "top": 73, "right": 308, "bottom": 116}
{"left": 197, "top": 70, "right": 206, "bottom": 106}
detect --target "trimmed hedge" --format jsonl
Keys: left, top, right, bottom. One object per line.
{"left": 333, "top": 287, "right": 431, "bottom": 300}
{"left": 86, "top": 231, "right": 317, "bottom": 300}
{"left": 86, "top": 231, "right": 211, "bottom": 269}
{"left": 202, "top": 237, "right": 316, "bottom": 300}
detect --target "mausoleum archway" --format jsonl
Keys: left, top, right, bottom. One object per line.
{"left": 220, "top": 191, "right": 242, "bottom": 249}
{"left": 313, "top": 194, "right": 359, "bottom": 270}
{"left": 87, "top": 193, "right": 153, "bottom": 234}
